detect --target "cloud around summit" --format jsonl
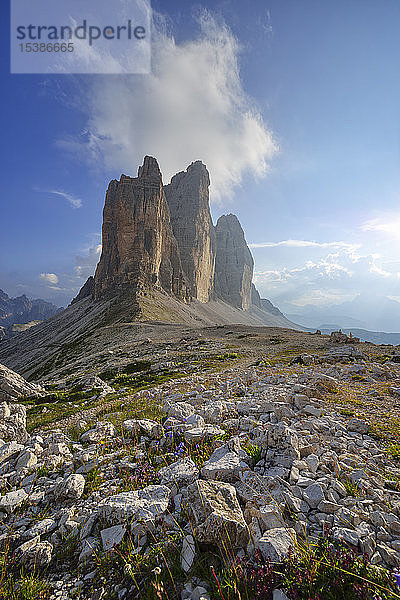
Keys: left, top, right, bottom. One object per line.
{"left": 58, "top": 11, "right": 277, "bottom": 201}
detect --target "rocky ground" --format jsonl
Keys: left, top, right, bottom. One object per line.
{"left": 1, "top": 331, "right": 400, "bottom": 599}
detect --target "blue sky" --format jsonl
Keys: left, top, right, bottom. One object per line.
{"left": 1, "top": 1, "right": 400, "bottom": 330}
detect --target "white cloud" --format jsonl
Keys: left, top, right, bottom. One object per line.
{"left": 38, "top": 188, "right": 83, "bottom": 209}
{"left": 74, "top": 241, "right": 102, "bottom": 279}
{"left": 361, "top": 214, "right": 400, "bottom": 238}
{"left": 254, "top": 241, "right": 400, "bottom": 310}
{"left": 58, "top": 11, "right": 277, "bottom": 200}
{"left": 369, "top": 262, "right": 392, "bottom": 278}
{"left": 40, "top": 273, "right": 59, "bottom": 285}
{"left": 249, "top": 239, "right": 359, "bottom": 250}
{"left": 288, "top": 289, "right": 357, "bottom": 308}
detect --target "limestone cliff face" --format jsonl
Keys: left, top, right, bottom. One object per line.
{"left": 77, "top": 156, "right": 267, "bottom": 315}
{"left": 93, "top": 157, "right": 188, "bottom": 301}
{"left": 71, "top": 276, "right": 94, "bottom": 305}
{"left": 261, "top": 298, "right": 285, "bottom": 317}
{"left": 164, "top": 161, "right": 216, "bottom": 303}
{"left": 251, "top": 283, "right": 263, "bottom": 309}
{"left": 214, "top": 214, "right": 254, "bottom": 310}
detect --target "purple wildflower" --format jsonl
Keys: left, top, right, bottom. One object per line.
{"left": 394, "top": 572, "right": 400, "bottom": 590}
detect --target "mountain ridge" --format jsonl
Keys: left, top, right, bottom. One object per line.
{"left": 0, "top": 289, "right": 62, "bottom": 340}
{"left": 0, "top": 156, "right": 302, "bottom": 378}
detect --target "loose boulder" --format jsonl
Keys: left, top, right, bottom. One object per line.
{"left": 188, "top": 479, "right": 248, "bottom": 548}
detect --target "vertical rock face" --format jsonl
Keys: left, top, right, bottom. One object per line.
{"left": 214, "top": 214, "right": 254, "bottom": 310}
{"left": 79, "top": 156, "right": 265, "bottom": 313}
{"left": 164, "top": 162, "right": 216, "bottom": 303}
{"left": 71, "top": 276, "right": 94, "bottom": 305}
{"left": 261, "top": 298, "right": 285, "bottom": 317}
{"left": 251, "top": 283, "right": 263, "bottom": 309}
{"left": 93, "top": 157, "right": 188, "bottom": 301}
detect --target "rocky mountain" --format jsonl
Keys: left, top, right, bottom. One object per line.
{"left": 303, "top": 326, "right": 400, "bottom": 346}
{"left": 261, "top": 298, "right": 286, "bottom": 317}
{"left": 164, "top": 161, "right": 216, "bottom": 303}
{"left": 0, "top": 289, "right": 61, "bottom": 330}
{"left": 93, "top": 157, "right": 188, "bottom": 302}
{"left": 80, "top": 156, "right": 291, "bottom": 323}
{"left": 214, "top": 214, "right": 254, "bottom": 310}
{"left": 0, "top": 157, "right": 302, "bottom": 378}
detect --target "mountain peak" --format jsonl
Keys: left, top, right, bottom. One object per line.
{"left": 78, "top": 156, "right": 267, "bottom": 316}
{"left": 137, "top": 156, "right": 162, "bottom": 180}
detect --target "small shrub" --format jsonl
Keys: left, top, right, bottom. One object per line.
{"left": 93, "top": 530, "right": 184, "bottom": 599}
{"left": 388, "top": 444, "right": 400, "bottom": 461}
{"left": 214, "top": 352, "right": 239, "bottom": 361}
{"left": 339, "top": 476, "right": 361, "bottom": 497}
{"left": 0, "top": 572, "right": 51, "bottom": 600}
{"left": 164, "top": 427, "right": 223, "bottom": 469}
{"left": 124, "top": 361, "right": 152, "bottom": 374}
{"left": 281, "top": 536, "right": 398, "bottom": 600}
{"left": 245, "top": 442, "right": 262, "bottom": 464}
{"left": 0, "top": 542, "right": 51, "bottom": 600}
{"left": 84, "top": 466, "right": 105, "bottom": 495}
{"left": 34, "top": 465, "right": 53, "bottom": 478}
{"left": 116, "top": 463, "right": 160, "bottom": 493}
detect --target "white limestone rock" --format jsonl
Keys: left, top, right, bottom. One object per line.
{"left": 54, "top": 473, "right": 85, "bottom": 501}
{"left": 122, "top": 419, "right": 164, "bottom": 439}
{"left": 181, "top": 534, "right": 196, "bottom": 572}
{"left": 0, "top": 488, "right": 27, "bottom": 513}
{"left": 187, "top": 479, "right": 248, "bottom": 548}
{"left": 159, "top": 457, "right": 199, "bottom": 487}
{"left": 99, "top": 485, "right": 171, "bottom": 526}
{"left": 16, "top": 536, "right": 53, "bottom": 568}
{"left": 256, "top": 527, "right": 296, "bottom": 562}
{"left": 81, "top": 421, "right": 116, "bottom": 443}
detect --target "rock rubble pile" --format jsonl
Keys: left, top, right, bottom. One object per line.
{"left": 1, "top": 352, "right": 400, "bottom": 598}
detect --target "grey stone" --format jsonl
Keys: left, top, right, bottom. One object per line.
{"left": 0, "top": 488, "right": 27, "bottom": 513}
{"left": 303, "top": 405, "right": 322, "bottom": 418}
{"left": 122, "top": 419, "right": 164, "bottom": 439}
{"left": 181, "top": 534, "right": 196, "bottom": 572}
{"left": 332, "top": 527, "right": 359, "bottom": 546}
{"left": 168, "top": 402, "right": 195, "bottom": 420}
{"left": 188, "top": 479, "right": 248, "bottom": 548}
{"left": 159, "top": 458, "right": 199, "bottom": 487}
{"left": 256, "top": 527, "right": 296, "bottom": 562}
{"left": 16, "top": 450, "right": 37, "bottom": 471}
{"left": 184, "top": 426, "right": 225, "bottom": 444}
{"left": 17, "top": 536, "right": 53, "bottom": 568}
{"left": 25, "top": 518, "right": 57, "bottom": 539}
{"left": 347, "top": 419, "right": 369, "bottom": 434}
{"left": 81, "top": 421, "right": 116, "bottom": 443}
{"left": 273, "top": 591, "right": 290, "bottom": 600}
{"left": 201, "top": 449, "right": 248, "bottom": 482}
{"left": 54, "top": 474, "right": 85, "bottom": 501}
{"left": 0, "top": 363, "right": 44, "bottom": 402}
{"left": 99, "top": 485, "right": 171, "bottom": 526}
{"left": 303, "top": 483, "right": 325, "bottom": 509}
{"left": 0, "top": 441, "right": 24, "bottom": 464}
{"left": 101, "top": 524, "right": 126, "bottom": 551}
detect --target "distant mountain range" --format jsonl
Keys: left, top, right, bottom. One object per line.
{"left": 286, "top": 293, "right": 400, "bottom": 334}
{"left": 0, "top": 289, "right": 62, "bottom": 340}
{"left": 284, "top": 293, "right": 400, "bottom": 345}
{"left": 302, "top": 326, "right": 400, "bottom": 346}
